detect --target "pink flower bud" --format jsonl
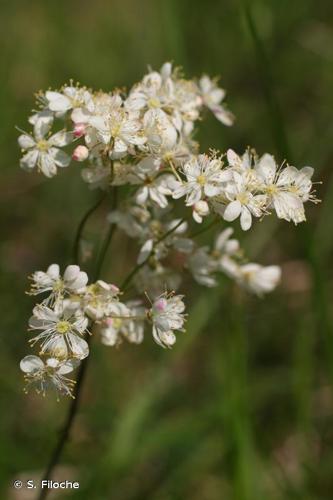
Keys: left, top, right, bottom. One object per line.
{"left": 110, "top": 284, "right": 120, "bottom": 294}
{"left": 105, "top": 318, "right": 113, "bottom": 327}
{"left": 73, "top": 123, "right": 86, "bottom": 138}
{"left": 154, "top": 298, "right": 167, "bottom": 312}
{"left": 72, "top": 145, "right": 89, "bottom": 162}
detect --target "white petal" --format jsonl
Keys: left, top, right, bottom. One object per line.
{"left": 64, "top": 265, "right": 80, "bottom": 282}
{"left": 51, "top": 148, "right": 71, "bottom": 168}
{"left": 20, "top": 355, "right": 44, "bottom": 373}
{"left": 57, "top": 359, "right": 79, "bottom": 375}
{"left": 211, "top": 106, "right": 234, "bottom": 126}
{"left": 68, "top": 333, "right": 89, "bottom": 359}
{"left": 204, "top": 184, "right": 221, "bottom": 197}
{"left": 33, "top": 115, "right": 53, "bottom": 141}
{"left": 46, "top": 91, "right": 72, "bottom": 112}
{"left": 20, "top": 150, "right": 38, "bottom": 170}
{"left": 240, "top": 207, "right": 252, "bottom": 231}
{"left": 223, "top": 200, "right": 242, "bottom": 221}
{"left": 186, "top": 186, "right": 202, "bottom": 206}
{"left": 71, "top": 107, "right": 90, "bottom": 123}
{"left": 136, "top": 186, "right": 148, "bottom": 205}
{"left": 215, "top": 228, "right": 234, "bottom": 251}
{"left": 49, "top": 131, "right": 73, "bottom": 147}
{"left": 39, "top": 153, "right": 57, "bottom": 177}
{"left": 137, "top": 239, "right": 153, "bottom": 264}
{"left": 71, "top": 272, "right": 88, "bottom": 290}
{"left": 256, "top": 154, "right": 276, "bottom": 183}
{"left": 47, "top": 264, "right": 60, "bottom": 279}
{"left": 18, "top": 134, "right": 35, "bottom": 149}
{"left": 227, "top": 149, "right": 240, "bottom": 167}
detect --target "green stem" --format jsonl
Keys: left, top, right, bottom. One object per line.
{"left": 38, "top": 189, "right": 117, "bottom": 500}
{"left": 189, "top": 216, "right": 220, "bottom": 239}
{"left": 121, "top": 218, "right": 186, "bottom": 292}
{"left": 240, "top": 0, "right": 291, "bottom": 161}
{"left": 93, "top": 188, "right": 118, "bottom": 281}
{"left": 72, "top": 193, "right": 106, "bottom": 263}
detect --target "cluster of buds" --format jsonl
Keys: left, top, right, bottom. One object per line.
{"left": 18, "top": 63, "right": 319, "bottom": 397}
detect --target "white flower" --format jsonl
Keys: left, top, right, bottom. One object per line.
{"left": 213, "top": 228, "right": 241, "bottom": 277}
{"left": 89, "top": 95, "right": 146, "bottom": 158}
{"left": 20, "top": 355, "right": 78, "bottom": 397}
{"left": 29, "top": 303, "right": 89, "bottom": 360}
{"left": 127, "top": 62, "right": 201, "bottom": 135}
{"left": 126, "top": 66, "right": 171, "bottom": 114}
{"left": 237, "top": 264, "right": 281, "bottom": 295}
{"left": 18, "top": 115, "right": 72, "bottom": 177}
{"left": 143, "top": 108, "right": 178, "bottom": 151}
{"left": 187, "top": 247, "right": 218, "bottom": 287}
{"left": 29, "top": 264, "right": 88, "bottom": 303}
{"left": 136, "top": 218, "right": 193, "bottom": 264}
{"left": 255, "top": 154, "right": 315, "bottom": 224}
{"left": 226, "top": 148, "right": 252, "bottom": 171}
{"left": 222, "top": 171, "right": 265, "bottom": 230}
{"left": 214, "top": 228, "right": 240, "bottom": 259}
{"left": 45, "top": 86, "right": 93, "bottom": 115}
{"left": 100, "top": 301, "right": 145, "bottom": 346}
{"left": 198, "top": 75, "right": 234, "bottom": 126}
{"left": 149, "top": 293, "right": 186, "bottom": 348}
{"left": 134, "top": 157, "right": 174, "bottom": 208}
{"left": 81, "top": 163, "right": 111, "bottom": 189}
{"left": 173, "top": 154, "right": 226, "bottom": 206}
{"left": 107, "top": 204, "right": 150, "bottom": 238}
{"left": 83, "top": 280, "right": 120, "bottom": 320}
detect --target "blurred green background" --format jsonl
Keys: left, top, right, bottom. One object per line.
{"left": 1, "top": 0, "right": 333, "bottom": 498}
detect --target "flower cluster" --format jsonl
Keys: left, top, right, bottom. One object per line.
{"left": 21, "top": 264, "right": 186, "bottom": 397}
{"left": 18, "top": 63, "right": 319, "bottom": 397}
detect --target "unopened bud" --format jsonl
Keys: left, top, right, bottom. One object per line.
{"left": 72, "top": 145, "right": 89, "bottom": 162}
{"left": 154, "top": 298, "right": 168, "bottom": 312}
{"left": 194, "top": 200, "right": 209, "bottom": 216}
{"left": 73, "top": 123, "right": 86, "bottom": 138}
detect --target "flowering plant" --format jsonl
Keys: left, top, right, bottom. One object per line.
{"left": 18, "top": 62, "right": 318, "bottom": 399}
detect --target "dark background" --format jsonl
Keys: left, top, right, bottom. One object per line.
{"left": 1, "top": 1, "right": 333, "bottom": 499}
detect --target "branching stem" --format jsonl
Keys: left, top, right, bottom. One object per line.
{"left": 37, "top": 189, "right": 115, "bottom": 500}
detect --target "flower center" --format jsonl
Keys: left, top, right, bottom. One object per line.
{"left": 53, "top": 280, "right": 64, "bottom": 292}
{"left": 113, "top": 318, "right": 123, "bottom": 329}
{"left": 265, "top": 184, "right": 278, "bottom": 195}
{"left": 148, "top": 97, "right": 160, "bottom": 108}
{"left": 111, "top": 123, "right": 121, "bottom": 137}
{"left": 37, "top": 140, "right": 49, "bottom": 152}
{"left": 56, "top": 321, "right": 71, "bottom": 334}
{"left": 197, "top": 175, "right": 206, "bottom": 186}
{"left": 237, "top": 192, "right": 249, "bottom": 204}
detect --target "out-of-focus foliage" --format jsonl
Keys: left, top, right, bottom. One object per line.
{"left": 1, "top": 0, "right": 333, "bottom": 498}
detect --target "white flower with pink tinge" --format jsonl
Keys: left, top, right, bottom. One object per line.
{"left": 150, "top": 293, "right": 186, "bottom": 348}
{"left": 100, "top": 301, "right": 145, "bottom": 346}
